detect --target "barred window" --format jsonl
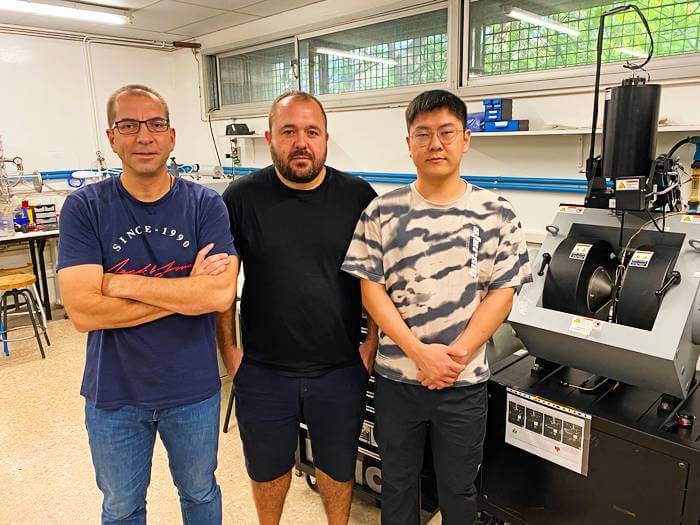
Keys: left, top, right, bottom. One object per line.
{"left": 218, "top": 42, "right": 296, "bottom": 105}
{"left": 205, "top": 1, "right": 698, "bottom": 113}
{"left": 468, "top": 0, "right": 699, "bottom": 78}
{"left": 299, "top": 9, "right": 448, "bottom": 96}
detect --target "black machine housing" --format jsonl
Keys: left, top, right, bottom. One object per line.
{"left": 478, "top": 6, "right": 700, "bottom": 525}
{"left": 586, "top": 76, "right": 664, "bottom": 212}
{"left": 479, "top": 354, "right": 700, "bottom": 525}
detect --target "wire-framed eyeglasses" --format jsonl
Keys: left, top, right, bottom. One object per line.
{"left": 113, "top": 118, "right": 170, "bottom": 135}
{"left": 410, "top": 127, "right": 464, "bottom": 147}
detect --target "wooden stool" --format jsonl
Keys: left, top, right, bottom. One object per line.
{"left": 0, "top": 264, "right": 49, "bottom": 344}
{"left": 0, "top": 273, "right": 50, "bottom": 358}
{"left": 0, "top": 263, "right": 34, "bottom": 276}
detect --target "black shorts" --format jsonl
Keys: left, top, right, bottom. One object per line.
{"left": 234, "top": 361, "right": 369, "bottom": 483}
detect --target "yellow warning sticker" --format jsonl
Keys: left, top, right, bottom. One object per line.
{"left": 629, "top": 250, "right": 654, "bottom": 268}
{"left": 559, "top": 205, "right": 585, "bottom": 215}
{"left": 569, "top": 243, "right": 592, "bottom": 260}
{"left": 569, "top": 316, "right": 601, "bottom": 336}
{"left": 616, "top": 179, "right": 639, "bottom": 191}
{"left": 681, "top": 215, "right": 700, "bottom": 225}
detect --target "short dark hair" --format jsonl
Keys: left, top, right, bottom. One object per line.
{"left": 107, "top": 84, "right": 169, "bottom": 127}
{"left": 268, "top": 90, "right": 327, "bottom": 130}
{"left": 405, "top": 89, "right": 467, "bottom": 131}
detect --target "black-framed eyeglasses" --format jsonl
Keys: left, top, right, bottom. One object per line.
{"left": 410, "top": 127, "right": 464, "bottom": 147}
{"left": 113, "top": 118, "right": 170, "bottom": 135}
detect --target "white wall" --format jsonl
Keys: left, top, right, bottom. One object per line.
{"left": 0, "top": 33, "right": 216, "bottom": 171}
{"left": 0, "top": 35, "right": 215, "bottom": 296}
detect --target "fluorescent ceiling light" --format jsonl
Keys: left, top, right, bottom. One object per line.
{"left": 315, "top": 46, "right": 397, "bottom": 66}
{"left": 0, "top": 0, "right": 131, "bottom": 25}
{"left": 505, "top": 7, "right": 580, "bottom": 37}
{"left": 618, "top": 47, "right": 648, "bottom": 59}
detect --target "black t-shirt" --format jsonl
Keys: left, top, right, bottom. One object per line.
{"left": 222, "top": 165, "right": 377, "bottom": 375}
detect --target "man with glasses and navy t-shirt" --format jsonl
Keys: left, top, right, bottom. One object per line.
{"left": 57, "top": 84, "right": 237, "bottom": 525}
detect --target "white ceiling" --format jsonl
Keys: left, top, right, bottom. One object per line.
{"left": 0, "top": 0, "right": 324, "bottom": 42}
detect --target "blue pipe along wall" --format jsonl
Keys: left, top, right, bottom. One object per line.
{"left": 34, "top": 168, "right": 593, "bottom": 194}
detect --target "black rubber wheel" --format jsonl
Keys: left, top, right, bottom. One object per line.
{"left": 305, "top": 473, "right": 318, "bottom": 492}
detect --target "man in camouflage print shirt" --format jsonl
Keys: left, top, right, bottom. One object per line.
{"left": 342, "top": 90, "right": 532, "bottom": 525}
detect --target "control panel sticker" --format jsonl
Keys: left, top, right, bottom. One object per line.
{"left": 559, "top": 205, "right": 585, "bottom": 215}
{"left": 629, "top": 250, "right": 654, "bottom": 268}
{"left": 615, "top": 179, "right": 639, "bottom": 191}
{"left": 569, "top": 243, "right": 592, "bottom": 260}
{"left": 506, "top": 388, "right": 592, "bottom": 476}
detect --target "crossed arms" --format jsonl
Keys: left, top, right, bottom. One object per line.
{"left": 59, "top": 244, "right": 238, "bottom": 333}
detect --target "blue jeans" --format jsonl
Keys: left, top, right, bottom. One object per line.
{"left": 85, "top": 392, "right": 222, "bottom": 525}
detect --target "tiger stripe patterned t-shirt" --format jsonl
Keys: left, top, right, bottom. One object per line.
{"left": 341, "top": 181, "right": 532, "bottom": 386}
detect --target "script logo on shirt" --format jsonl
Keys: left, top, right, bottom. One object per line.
{"left": 112, "top": 225, "right": 191, "bottom": 252}
{"left": 108, "top": 258, "right": 193, "bottom": 278}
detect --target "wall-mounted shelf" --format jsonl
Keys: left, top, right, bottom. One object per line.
{"left": 469, "top": 125, "right": 700, "bottom": 169}
{"left": 218, "top": 133, "right": 265, "bottom": 139}
{"left": 218, "top": 134, "right": 266, "bottom": 164}
{"left": 232, "top": 133, "right": 265, "bottom": 138}
{"left": 216, "top": 127, "right": 700, "bottom": 140}
{"left": 470, "top": 125, "right": 700, "bottom": 137}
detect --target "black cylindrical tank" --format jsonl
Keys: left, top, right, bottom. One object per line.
{"left": 601, "top": 77, "right": 661, "bottom": 181}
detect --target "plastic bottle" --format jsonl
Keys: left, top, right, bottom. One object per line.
{"left": 22, "top": 200, "right": 35, "bottom": 226}
{"left": 13, "top": 201, "right": 29, "bottom": 233}
{"left": 0, "top": 205, "right": 15, "bottom": 237}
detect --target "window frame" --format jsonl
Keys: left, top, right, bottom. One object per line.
{"left": 458, "top": 0, "right": 700, "bottom": 98}
{"left": 199, "top": 0, "right": 700, "bottom": 120}
{"left": 296, "top": 1, "right": 454, "bottom": 106}
{"left": 202, "top": 1, "right": 455, "bottom": 119}
{"left": 214, "top": 37, "right": 298, "bottom": 116}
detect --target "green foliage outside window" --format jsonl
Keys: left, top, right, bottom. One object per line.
{"left": 470, "top": 0, "right": 699, "bottom": 77}
{"left": 213, "top": 1, "right": 699, "bottom": 108}
{"left": 299, "top": 9, "right": 448, "bottom": 96}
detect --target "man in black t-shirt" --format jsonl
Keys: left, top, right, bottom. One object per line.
{"left": 216, "top": 91, "right": 378, "bottom": 524}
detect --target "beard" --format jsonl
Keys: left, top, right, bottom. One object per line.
{"left": 271, "top": 146, "right": 326, "bottom": 184}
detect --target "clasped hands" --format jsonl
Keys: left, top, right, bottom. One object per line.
{"left": 414, "top": 342, "right": 469, "bottom": 391}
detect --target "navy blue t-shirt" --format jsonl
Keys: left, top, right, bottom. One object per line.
{"left": 57, "top": 176, "right": 236, "bottom": 410}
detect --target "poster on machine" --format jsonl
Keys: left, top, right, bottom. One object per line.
{"left": 505, "top": 388, "right": 592, "bottom": 476}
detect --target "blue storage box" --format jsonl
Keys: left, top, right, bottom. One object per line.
{"left": 482, "top": 98, "right": 513, "bottom": 121}
{"left": 483, "top": 120, "right": 529, "bottom": 132}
